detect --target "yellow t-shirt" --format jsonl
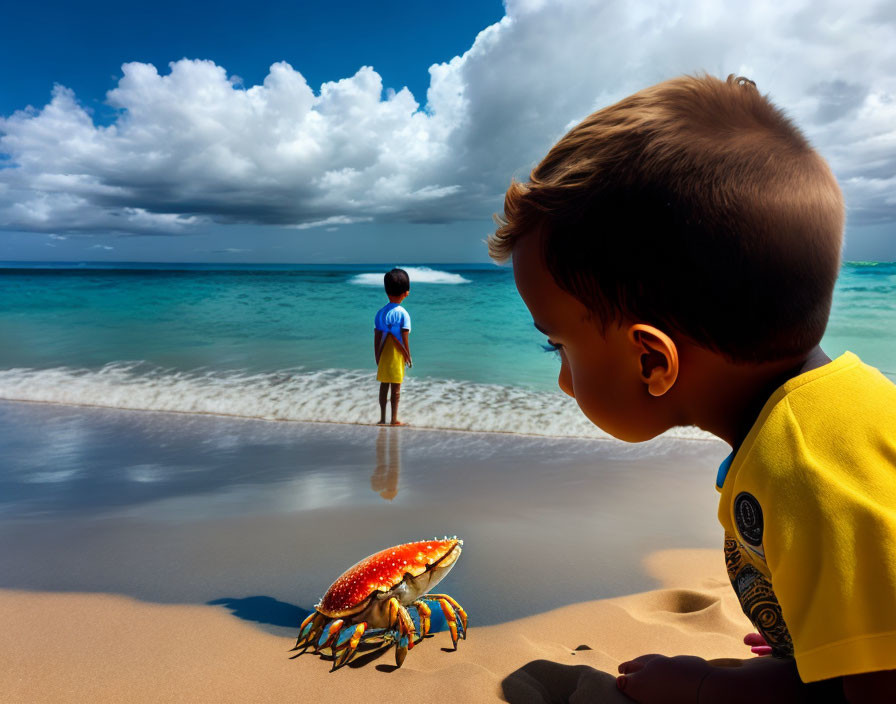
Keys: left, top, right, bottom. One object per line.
{"left": 717, "top": 352, "right": 896, "bottom": 682}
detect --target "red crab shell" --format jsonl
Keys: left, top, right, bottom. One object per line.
{"left": 317, "top": 538, "right": 461, "bottom": 618}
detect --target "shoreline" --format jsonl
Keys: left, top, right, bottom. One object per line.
{"left": 0, "top": 395, "right": 722, "bottom": 445}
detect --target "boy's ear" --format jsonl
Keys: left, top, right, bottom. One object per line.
{"left": 627, "top": 324, "right": 679, "bottom": 397}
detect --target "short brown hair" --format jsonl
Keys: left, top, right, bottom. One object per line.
{"left": 384, "top": 267, "right": 410, "bottom": 296}
{"left": 490, "top": 74, "right": 844, "bottom": 363}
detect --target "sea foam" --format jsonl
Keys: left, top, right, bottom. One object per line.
{"left": 349, "top": 266, "right": 471, "bottom": 285}
{"left": 0, "top": 363, "right": 715, "bottom": 443}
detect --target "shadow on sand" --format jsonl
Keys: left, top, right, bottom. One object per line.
{"left": 207, "top": 595, "right": 310, "bottom": 631}
{"left": 502, "top": 660, "right": 627, "bottom": 703}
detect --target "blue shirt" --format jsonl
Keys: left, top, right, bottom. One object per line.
{"left": 374, "top": 303, "right": 411, "bottom": 343}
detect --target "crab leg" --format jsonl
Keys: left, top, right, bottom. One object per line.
{"left": 386, "top": 597, "right": 417, "bottom": 667}
{"left": 292, "top": 612, "right": 327, "bottom": 652}
{"left": 427, "top": 594, "right": 468, "bottom": 635}
{"left": 411, "top": 599, "right": 432, "bottom": 638}
{"left": 314, "top": 619, "right": 344, "bottom": 653}
{"left": 437, "top": 598, "right": 461, "bottom": 649}
{"left": 414, "top": 594, "right": 466, "bottom": 649}
{"left": 330, "top": 622, "right": 368, "bottom": 670}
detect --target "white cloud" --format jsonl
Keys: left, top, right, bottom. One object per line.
{"left": 1, "top": 0, "right": 895, "bottom": 238}
{"left": 89, "top": 244, "right": 114, "bottom": 250}
{"left": 289, "top": 215, "right": 374, "bottom": 230}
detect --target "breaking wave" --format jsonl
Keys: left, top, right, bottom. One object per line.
{"left": 349, "top": 266, "right": 471, "bottom": 285}
{"left": 0, "top": 363, "right": 715, "bottom": 442}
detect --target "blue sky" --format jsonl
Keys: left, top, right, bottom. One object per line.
{"left": 1, "top": 0, "right": 895, "bottom": 262}
{"left": 0, "top": 2, "right": 502, "bottom": 127}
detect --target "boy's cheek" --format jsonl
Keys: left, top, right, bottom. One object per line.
{"left": 568, "top": 368, "right": 630, "bottom": 439}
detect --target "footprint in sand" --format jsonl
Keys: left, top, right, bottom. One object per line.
{"left": 626, "top": 588, "right": 738, "bottom": 633}
{"left": 649, "top": 589, "right": 720, "bottom": 614}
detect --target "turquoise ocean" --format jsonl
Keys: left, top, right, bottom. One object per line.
{"left": 1, "top": 261, "right": 894, "bottom": 443}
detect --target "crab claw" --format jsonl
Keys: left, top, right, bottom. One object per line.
{"left": 331, "top": 622, "right": 367, "bottom": 670}
{"left": 292, "top": 612, "right": 326, "bottom": 652}
{"left": 315, "top": 619, "right": 344, "bottom": 653}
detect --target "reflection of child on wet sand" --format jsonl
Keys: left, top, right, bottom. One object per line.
{"left": 374, "top": 268, "right": 412, "bottom": 426}
{"left": 491, "top": 75, "right": 896, "bottom": 701}
{"left": 371, "top": 426, "right": 401, "bottom": 500}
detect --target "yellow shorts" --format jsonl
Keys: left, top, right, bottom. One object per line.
{"left": 377, "top": 336, "right": 406, "bottom": 384}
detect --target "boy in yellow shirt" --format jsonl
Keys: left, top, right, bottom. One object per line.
{"left": 490, "top": 74, "right": 896, "bottom": 702}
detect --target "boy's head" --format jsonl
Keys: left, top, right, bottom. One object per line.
{"left": 384, "top": 268, "right": 410, "bottom": 300}
{"left": 493, "top": 74, "right": 845, "bottom": 441}
{"left": 491, "top": 74, "right": 844, "bottom": 365}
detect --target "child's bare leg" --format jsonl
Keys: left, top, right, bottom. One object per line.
{"left": 378, "top": 382, "right": 389, "bottom": 424}
{"left": 390, "top": 383, "right": 403, "bottom": 425}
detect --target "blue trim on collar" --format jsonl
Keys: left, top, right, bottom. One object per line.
{"left": 716, "top": 453, "right": 734, "bottom": 489}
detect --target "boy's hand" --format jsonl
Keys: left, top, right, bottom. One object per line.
{"left": 400, "top": 329, "right": 411, "bottom": 368}
{"left": 617, "top": 654, "right": 711, "bottom": 703}
{"left": 618, "top": 652, "right": 822, "bottom": 703}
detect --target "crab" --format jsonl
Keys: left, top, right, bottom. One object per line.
{"left": 292, "top": 537, "right": 467, "bottom": 670}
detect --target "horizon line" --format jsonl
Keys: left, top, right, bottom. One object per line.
{"left": 0, "top": 259, "right": 891, "bottom": 268}
{"left": 0, "top": 260, "right": 504, "bottom": 269}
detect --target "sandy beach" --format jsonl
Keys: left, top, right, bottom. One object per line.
{"left": 2, "top": 0, "right": 896, "bottom": 694}
{"left": 0, "top": 548, "right": 757, "bottom": 703}
{"left": 0, "top": 400, "right": 749, "bottom": 702}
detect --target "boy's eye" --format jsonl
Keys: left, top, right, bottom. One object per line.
{"left": 541, "top": 340, "right": 563, "bottom": 354}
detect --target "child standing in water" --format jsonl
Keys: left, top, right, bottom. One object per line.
{"left": 374, "top": 268, "right": 412, "bottom": 426}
